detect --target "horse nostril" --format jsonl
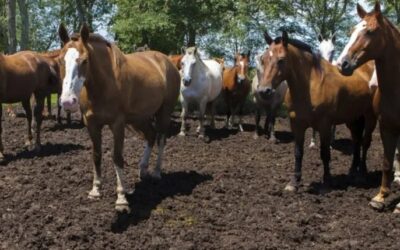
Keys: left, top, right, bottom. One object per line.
{"left": 72, "top": 97, "right": 77, "bottom": 104}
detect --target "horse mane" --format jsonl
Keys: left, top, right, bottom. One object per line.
{"left": 383, "top": 16, "right": 400, "bottom": 38}
{"left": 40, "top": 49, "right": 62, "bottom": 59}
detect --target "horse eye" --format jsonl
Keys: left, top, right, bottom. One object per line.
{"left": 277, "top": 58, "right": 285, "bottom": 66}
{"left": 366, "top": 29, "right": 374, "bottom": 35}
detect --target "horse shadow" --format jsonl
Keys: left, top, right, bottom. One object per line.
{"left": 275, "top": 131, "right": 294, "bottom": 144}
{"left": 45, "top": 121, "right": 85, "bottom": 132}
{"left": 331, "top": 138, "right": 353, "bottom": 155}
{"left": 1, "top": 142, "right": 85, "bottom": 164}
{"left": 307, "top": 170, "right": 381, "bottom": 194}
{"left": 110, "top": 170, "right": 212, "bottom": 233}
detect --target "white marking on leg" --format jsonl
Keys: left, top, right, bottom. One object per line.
{"left": 394, "top": 148, "right": 400, "bottom": 185}
{"left": 89, "top": 170, "right": 102, "bottom": 198}
{"left": 139, "top": 142, "right": 152, "bottom": 178}
{"left": 114, "top": 166, "right": 129, "bottom": 211}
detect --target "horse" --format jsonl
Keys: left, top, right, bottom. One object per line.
{"left": 169, "top": 54, "right": 184, "bottom": 70}
{"left": 309, "top": 33, "right": 337, "bottom": 148}
{"left": 39, "top": 49, "right": 73, "bottom": 124}
{"left": 179, "top": 46, "right": 223, "bottom": 139}
{"left": 258, "top": 31, "right": 377, "bottom": 192}
{"left": 222, "top": 52, "right": 251, "bottom": 131}
{"left": 57, "top": 24, "right": 180, "bottom": 212}
{"left": 0, "top": 51, "right": 58, "bottom": 160}
{"left": 252, "top": 52, "right": 287, "bottom": 141}
{"left": 337, "top": 2, "right": 400, "bottom": 212}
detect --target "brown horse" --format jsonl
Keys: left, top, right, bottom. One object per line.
{"left": 57, "top": 24, "right": 180, "bottom": 212}
{"left": 258, "top": 31, "right": 377, "bottom": 192}
{"left": 222, "top": 52, "right": 251, "bottom": 131}
{"left": 338, "top": 2, "right": 400, "bottom": 212}
{"left": 0, "top": 51, "right": 58, "bottom": 160}
{"left": 169, "top": 54, "right": 184, "bottom": 70}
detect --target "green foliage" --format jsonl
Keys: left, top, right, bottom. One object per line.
{"left": 0, "top": 0, "right": 7, "bottom": 52}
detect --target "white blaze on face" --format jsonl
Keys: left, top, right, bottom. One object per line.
{"left": 60, "top": 48, "right": 86, "bottom": 113}
{"left": 181, "top": 54, "right": 195, "bottom": 83}
{"left": 337, "top": 21, "right": 367, "bottom": 65}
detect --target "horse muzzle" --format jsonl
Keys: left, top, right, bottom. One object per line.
{"left": 60, "top": 95, "right": 79, "bottom": 113}
{"left": 183, "top": 79, "right": 192, "bottom": 87}
{"left": 257, "top": 86, "right": 275, "bottom": 99}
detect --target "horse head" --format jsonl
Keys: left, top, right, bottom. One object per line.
{"left": 181, "top": 46, "right": 199, "bottom": 87}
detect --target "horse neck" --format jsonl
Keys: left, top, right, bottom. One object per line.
{"left": 375, "top": 19, "right": 400, "bottom": 97}
{"left": 192, "top": 56, "right": 208, "bottom": 80}
{"left": 285, "top": 46, "right": 314, "bottom": 104}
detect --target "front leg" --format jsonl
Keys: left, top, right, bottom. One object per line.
{"left": 32, "top": 95, "right": 45, "bottom": 152}
{"left": 197, "top": 98, "right": 208, "bottom": 138}
{"left": 86, "top": 117, "right": 103, "bottom": 200}
{"left": 285, "top": 120, "right": 306, "bottom": 192}
{"left": 179, "top": 99, "right": 188, "bottom": 136}
{"left": 110, "top": 117, "right": 129, "bottom": 212}
{"left": 253, "top": 108, "right": 261, "bottom": 139}
{"left": 319, "top": 125, "right": 333, "bottom": 188}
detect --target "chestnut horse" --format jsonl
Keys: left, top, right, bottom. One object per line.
{"left": 258, "top": 31, "right": 376, "bottom": 192}
{"left": 252, "top": 52, "right": 287, "bottom": 141}
{"left": 169, "top": 54, "right": 183, "bottom": 70}
{"left": 338, "top": 2, "right": 400, "bottom": 212}
{"left": 58, "top": 24, "right": 180, "bottom": 212}
{"left": 0, "top": 51, "right": 58, "bottom": 160}
{"left": 222, "top": 52, "right": 251, "bottom": 131}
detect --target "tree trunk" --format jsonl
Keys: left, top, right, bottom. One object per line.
{"left": 6, "top": 0, "right": 16, "bottom": 53}
{"left": 17, "top": 0, "right": 29, "bottom": 50}
{"left": 0, "top": 0, "right": 9, "bottom": 52}
{"left": 75, "top": 0, "right": 87, "bottom": 25}
{"left": 187, "top": 26, "right": 196, "bottom": 46}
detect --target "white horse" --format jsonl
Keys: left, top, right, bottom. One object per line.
{"left": 309, "top": 34, "right": 337, "bottom": 148}
{"left": 252, "top": 52, "right": 288, "bottom": 141}
{"left": 179, "top": 46, "right": 223, "bottom": 138}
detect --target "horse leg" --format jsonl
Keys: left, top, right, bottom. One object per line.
{"left": 110, "top": 117, "right": 129, "bottom": 212}
{"left": 86, "top": 118, "right": 103, "bottom": 199}
{"left": 309, "top": 129, "right": 317, "bottom": 149}
{"left": 32, "top": 95, "right": 45, "bottom": 152}
{"left": 21, "top": 99, "right": 33, "bottom": 148}
{"left": 369, "top": 125, "right": 398, "bottom": 211}
{"left": 137, "top": 120, "right": 157, "bottom": 180}
{"left": 0, "top": 105, "right": 4, "bottom": 160}
{"left": 347, "top": 118, "right": 363, "bottom": 179}
{"left": 44, "top": 94, "right": 51, "bottom": 118}
{"left": 179, "top": 100, "right": 188, "bottom": 136}
{"left": 57, "top": 93, "right": 62, "bottom": 124}
{"left": 331, "top": 125, "right": 336, "bottom": 145}
{"left": 319, "top": 125, "right": 333, "bottom": 189}
{"left": 284, "top": 121, "right": 306, "bottom": 192}
{"left": 237, "top": 103, "right": 244, "bottom": 132}
{"left": 253, "top": 108, "right": 261, "bottom": 139}
{"left": 268, "top": 114, "right": 277, "bottom": 143}
{"left": 209, "top": 100, "right": 217, "bottom": 129}
{"left": 394, "top": 140, "right": 400, "bottom": 185}
{"left": 6, "top": 104, "right": 16, "bottom": 118}
{"left": 359, "top": 114, "right": 377, "bottom": 181}
{"left": 197, "top": 98, "right": 207, "bottom": 138}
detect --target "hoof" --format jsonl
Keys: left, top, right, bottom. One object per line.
{"left": 308, "top": 142, "right": 316, "bottom": 149}
{"left": 238, "top": 125, "right": 244, "bottom": 132}
{"left": 139, "top": 167, "right": 151, "bottom": 180}
{"left": 115, "top": 204, "right": 130, "bottom": 213}
{"left": 393, "top": 204, "right": 400, "bottom": 214}
{"left": 151, "top": 171, "right": 162, "bottom": 180}
{"left": 88, "top": 189, "right": 101, "bottom": 199}
{"left": 284, "top": 182, "right": 298, "bottom": 192}
{"left": 33, "top": 144, "right": 41, "bottom": 153}
{"left": 269, "top": 137, "right": 278, "bottom": 144}
{"left": 369, "top": 199, "right": 385, "bottom": 212}
{"left": 394, "top": 177, "right": 400, "bottom": 186}
{"left": 178, "top": 131, "right": 186, "bottom": 137}
{"left": 253, "top": 133, "right": 259, "bottom": 140}
{"left": 318, "top": 183, "right": 332, "bottom": 195}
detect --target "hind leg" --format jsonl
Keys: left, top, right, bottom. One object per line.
{"left": 197, "top": 98, "right": 207, "bottom": 138}
{"left": 319, "top": 125, "right": 333, "bottom": 188}
{"left": 0, "top": 105, "right": 4, "bottom": 160}
{"left": 32, "top": 94, "right": 45, "bottom": 152}
{"left": 347, "top": 118, "right": 363, "bottom": 179}
{"left": 135, "top": 120, "right": 157, "bottom": 180}
{"left": 394, "top": 140, "right": 400, "bottom": 185}
{"left": 21, "top": 99, "right": 33, "bottom": 148}
{"left": 360, "top": 114, "right": 377, "bottom": 179}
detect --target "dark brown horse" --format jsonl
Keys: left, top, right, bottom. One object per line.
{"left": 258, "top": 31, "right": 377, "bottom": 192}
{"left": 57, "top": 24, "right": 180, "bottom": 212}
{"left": 338, "top": 2, "right": 400, "bottom": 212}
{"left": 222, "top": 52, "right": 251, "bottom": 131}
{"left": 0, "top": 51, "right": 58, "bottom": 160}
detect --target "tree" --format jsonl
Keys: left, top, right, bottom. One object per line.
{"left": 6, "top": 0, "right": 16, "bottom": 53}
{"left": 17, "top": 0, "right": 29, "bottom": 50}
{"left": 0, "top": 0, "right": 8, "bottom": 52}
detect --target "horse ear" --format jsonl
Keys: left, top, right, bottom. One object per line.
{"left": 264, "top": 31, "right": 273, "bottom": 45}
{"left": 318, "top": 34, "right": 323, "bottom": 42}
{"left": 374, "top": 1, "right": 381, "bottom": 13}
{"left": 181, "top": 46, "right": 186, "bottom": 54}
{"left": 80, "top": 23, "right": 90, "bottom": 45}
{"left": 58, "top": 23, "right": 70, "bottom": 45}
{"left": 282, "top": 31, "right": 289, "bottom": 47}
{"left": 331, "top": 32, "right": 337, "bottom": 44}
{"left": 357, "top": 3, "right": 367, "bottom": 18}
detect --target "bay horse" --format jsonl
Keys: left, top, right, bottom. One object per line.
{"left": 58, "top": 24, "right": 180, "bottom": 212}
{"left": 0, "top": 51, "right": 58, "bottom": 160}
{"left": 258, "top": 31, "right": 376, "bottom": 192}
{"left": 179, "top": 47, "right": 223, "bottom": 138}
{"left": 252, "top": 52, "right": 287, "bottom": 141}
{"left": 309, "top": 33, "right": 337, "bottom": 148}
{"left": 222, "top": 52, "right": 251, "bottom": 131}
{"left": 338, "top": 2, "right": 400, "bottom": 212}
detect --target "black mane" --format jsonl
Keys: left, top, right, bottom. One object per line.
{"left": 273, "top": 37, "right": 313, "bottom": 54}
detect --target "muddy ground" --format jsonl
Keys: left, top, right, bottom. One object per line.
{"left": 0, "top": 109, "right": 399, "bottom": 250}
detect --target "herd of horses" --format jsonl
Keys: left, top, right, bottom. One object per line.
{"left": 1, "top": 2, "right": 400, "bottom": 214}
